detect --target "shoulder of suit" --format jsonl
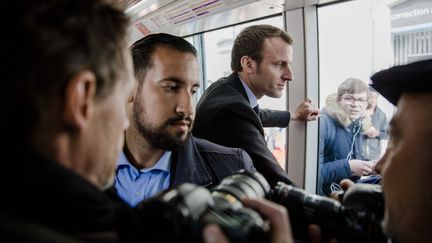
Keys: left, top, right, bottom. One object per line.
{"left": 192, "top": 136, "right": 244, "bottom": 156}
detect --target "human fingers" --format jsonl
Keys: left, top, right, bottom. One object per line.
{"left": 309, "top": 109, "right": 320, "bottom": 120}
{"left": 308, "top": 224, "right": 340, "bottom": 243}
{"left": 364, "top": 162, "right": 375, "bottom": 174}
{"left": 339, "top": 179, "right": 355, "bottom": 191}
{"left": 330, "top": 190, "right": 344, "bottom": 202}
{"left": 305, "top": 102, "right": 320, "bottom": 121}
{"left": 242, "top": 198, "right": 293, "bottom": 243}
{"left": 366, "top": 161, "right": 375, "bottom": 168}
{"left": 308, "top": 224, "right": 321, "bottom": 243}
{"left": 203, "top": 224, "right": 230, "bottom": 243}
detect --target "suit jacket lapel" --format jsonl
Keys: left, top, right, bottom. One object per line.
{"left": 227, "top": 72, "right": 264, "bottom": 135}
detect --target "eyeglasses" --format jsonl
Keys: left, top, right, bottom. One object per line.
{"left": 341, "top": 95, "right": 368, "bottom": 105}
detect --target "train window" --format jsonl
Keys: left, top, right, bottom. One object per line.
{"left": 184, "top": 35, "right": 201, "bottom": 99}
{"left": 202, "top": 15, "right": 288, "bottom": 169}
{"left": 184, "top": 36, "right": 193, "bottom": 45}
{"left": 316, "top": 0, "right": 432, "bottom": 195}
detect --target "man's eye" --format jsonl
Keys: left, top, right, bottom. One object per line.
{"left": 164, "top": 85, "right": 178, "bottom": 92}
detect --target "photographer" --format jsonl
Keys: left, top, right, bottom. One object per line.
{"left": 0, "top": 0, "right": 143, "bottom": 241}
{"left": 361, "top": 59, "right": 432, "bottom": 243}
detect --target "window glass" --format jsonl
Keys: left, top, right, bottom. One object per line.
{"left": 184, "top": 36, "right": 193, "bottom": 45}
{"left": 316, "top": 0, "right": 432, "bottom": 195}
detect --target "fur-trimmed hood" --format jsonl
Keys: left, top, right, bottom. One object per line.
{"left": 322, "top": 93, "right": 371, "bottom": 132}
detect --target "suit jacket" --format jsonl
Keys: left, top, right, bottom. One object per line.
{"left": 193, "top": 72, "right": 294, "bottom": 187}
{"left": 170, "top": 136, "right": 256, "bottom": 188}
{"left": 114, "top": 135, "right": 256, "bottom": 206}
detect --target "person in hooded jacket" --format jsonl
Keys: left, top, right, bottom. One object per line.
{"left": 318, "top": 78, "right": 375, "bottom": 196}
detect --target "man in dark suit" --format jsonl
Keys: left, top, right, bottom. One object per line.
{"left": 114, "top": 33, "right": 256, "bottom": 207}
{"left": 193, "top": 25, "right": 320, "bottom": 187}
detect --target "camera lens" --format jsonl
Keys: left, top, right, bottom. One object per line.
{"left": 271, "top": 182, "right": 342, "bottom": 240}
{"left": 212, "top": 170, "right": 271, "bottom": 202}
{"left": 271, "top": 182, "right": 386, "bottom": 243}
{"left": 137, "top": 170, "right": 272, "bottom": 243}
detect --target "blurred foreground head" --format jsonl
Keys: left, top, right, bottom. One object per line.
{"left": 2, "top": 0, "right": 134, "bottom": 189}
{"left": 370, "top": 59, "right": 432, "bottom": 243}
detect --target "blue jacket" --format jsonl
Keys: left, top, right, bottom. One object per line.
{"left": 318, "top": 109, "right": 365, "bottom": 196}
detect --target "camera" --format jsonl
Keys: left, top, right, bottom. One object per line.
{"left": 137, "top": 169, "right": 386, "bottom": 243}
{"left": 136, "top": 170, "right": 272, "bottom": 243}
{"left": 271, "top": 182, "right": 386, "bottom": 243}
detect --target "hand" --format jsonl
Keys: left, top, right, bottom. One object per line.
{"left": 243, "top": 198, "right": 293, "bottom": 243}
{"left": 203, "top": 224, "right": 229, "bottom": 243}
{"left": 308, "top": 224, "right": 340, "bottom": 243}
{"left": 329, "top": 179, "right": 355, "bottom": 202}
{"left": 348, "top": 159, "right": 374, "bottom": 177}
{"left": 365, "top": 127, "right": 379, "bottom": 138}
{"left": 292, "top": 98, "right": 320, "bottom": 121}
{"left": 203, "top": 198, "right": 294, "bottom": 243}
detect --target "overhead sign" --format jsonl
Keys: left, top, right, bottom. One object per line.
{"left": 390, "top": 0, "right": 432, "bottom": 29}
{"left": 132, "top": 0, "right": 254, "bottom": 35}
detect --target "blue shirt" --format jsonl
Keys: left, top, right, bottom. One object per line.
{"left": 115, "top": 151, "right": 171, "bottom": 207}
{"left": 239, "top": 75, "right": 258, "bottom": 109}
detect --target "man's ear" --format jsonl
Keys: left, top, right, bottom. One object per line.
{"left": 240, "top": 56, "right": 257, "bottom": 74}
{"left": 128, "top": 80, "right": 138, "bottom": 103}
{"left": 63, "top": 70, "right": 97, "bottom": 131}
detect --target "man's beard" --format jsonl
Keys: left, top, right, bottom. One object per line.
{"left": 133, "top": 103, "right": 192, "bottom": 151}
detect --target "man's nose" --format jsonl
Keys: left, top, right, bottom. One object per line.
{"left": 282, "top": 66, "right": 293, "bottom": 81}
{"left": 176, "top": 92, "right": 194, "bottom": 116}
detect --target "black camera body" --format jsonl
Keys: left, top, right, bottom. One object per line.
{"left": 137, "top": 170, "right": 386, "bottom": 243}
{"left": 271, "top": 182, "right": 385, "bottom": 243}
{"left": 137, "top": 170, "right": 271, "bottom": 243}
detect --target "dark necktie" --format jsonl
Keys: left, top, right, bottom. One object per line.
{"left": 253, "top": 105, "right": 260, "bottom": 115}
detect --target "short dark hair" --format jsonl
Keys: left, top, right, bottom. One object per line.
{"left": 231, "top": 24, "right": 293, "bottom": 72}
{"left": 2, "top": 0, "right": 130, "bottom": 142}
{"left": 131, "top": 33, "right": 197, "bottom": 84}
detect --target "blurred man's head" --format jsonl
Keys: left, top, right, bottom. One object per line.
{"left": 337, "top": 78, "right": 368, "bottom": 121}
{"left": 130, "top": 33, "right": 199, "bottom": 150}
{"left": 232, "top": 25, "right": 293, "bottom": 99}
{"left": 3, "top": 0, "right": 134, "bottom": 190}
{"left": 371, "top": 59, "right": 432, "bottom": 243}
